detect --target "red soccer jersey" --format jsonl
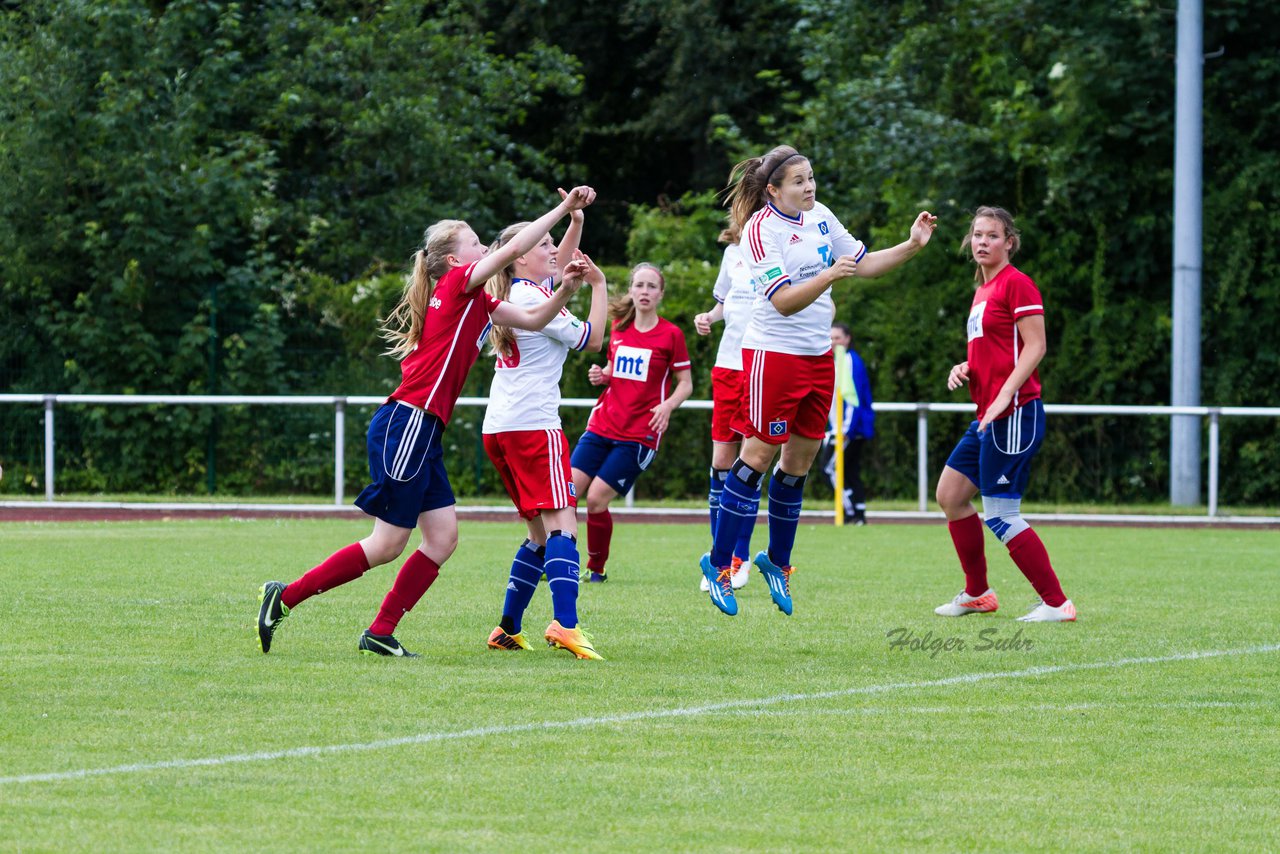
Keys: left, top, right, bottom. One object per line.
{"left": 965, "top": 264, "right": 1044, "bottom": 421}
{"left": 389, "top": 262, "right": 500, "bottom": 424}
{"left": 585, "top": 318, "right": 691, "bottom": 449}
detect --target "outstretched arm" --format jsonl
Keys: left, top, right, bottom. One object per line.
{"left": 851, "top": 211, "right": 937, "bottom": 279}
{"left": 490, "top": 260, "right": 589, "bottom": 330}
{"left": 467, "top": 186, "right": 596, "bottom": 289}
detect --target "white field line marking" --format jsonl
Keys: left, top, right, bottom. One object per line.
{"left": 708, "top": 700, "right": 1257, "bottom": 717}
{"left": 3, "top": 643, "right": 1277, "bottom": 786}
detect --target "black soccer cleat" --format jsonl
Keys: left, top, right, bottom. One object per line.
{"left": 358, "top": 629, "right": 421, "bottom": 658}
{"left": 257, "top": 581, "right": 290, "bottom": 654}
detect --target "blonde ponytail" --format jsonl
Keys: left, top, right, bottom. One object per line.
{"left": 382, "top": 220, "right": 468, "bottom": 359}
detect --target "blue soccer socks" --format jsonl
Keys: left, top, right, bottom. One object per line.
{"left": 766, "top": 467, "right": 806, "bottom": 568}
{"left": 544, "top": 531, "right": 581, "bottom": 630}
{"left": 500, "top": 539, "right": 544, "bottom": 635}
{"left": 710, "top": 459, "right": 764, "bottom": 570}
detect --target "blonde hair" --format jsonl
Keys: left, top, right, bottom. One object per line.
{"left": 483, "top": 222, "right": 530, "bottom": 358}
{"left": 718, "top": 217, "right": 742, "bottom": 245}
{"left": 723, "top": 144, "right": 806, "bottom": 232}
{"left": 961, "top": 206, "right": 1021, "bottom": 283}
{"left": 382, "top": 220, "right": 470, "bottom": 359}
{"left": 610, "top": 262, "right": 665, "bottom": 331}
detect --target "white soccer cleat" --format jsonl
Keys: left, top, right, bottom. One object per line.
{"left": 934, "top": 588, "right": 999, "bottom": 617}
{"left": 730, "top": 556, "right": 750, "bottom": 589}
{"left": 1017, "top": 598, "right": 1077, "bottom": 622}
{"left": 700, "top": 574, "right": 711, "bottom": 592}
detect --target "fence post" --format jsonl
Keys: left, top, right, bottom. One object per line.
{"left": 1207, "top": 408, "right": 1220, "bottom": 517}
{"left": 334, "top": 397, "right": 346, "bottom": 506}
{"left": 43, "top": 395, "right": 55, "bottom": 502}
{"left": 917, "top": 404, "right": 929, "bottom": 512}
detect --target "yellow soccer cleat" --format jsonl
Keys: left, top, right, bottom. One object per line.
{"left": 544, "top": 620, "right": 604, "bottom": 660}
{"left": 487, "top": 626, "right": 531, "bottom": 650}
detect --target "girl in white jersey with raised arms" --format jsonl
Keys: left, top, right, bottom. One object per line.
{"left": 482, "top": 203, "right": 610, "bottom": 659}
{"left": 700, "top": 145, "right": 936, "bottom": 617}
{"left": 694, "top": 220, "right": 760, "bottom": 593}
{"left": 255, "top": 186, "right": 596, "bottom": 658}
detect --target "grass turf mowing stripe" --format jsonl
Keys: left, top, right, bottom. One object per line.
{"left": 4, "top": 641, "right": 1277, "bottom": 787}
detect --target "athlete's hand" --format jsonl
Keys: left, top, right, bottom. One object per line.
{"left": 560, "top": 187, "right": 586, "bottom": 224}
{"left": 978, "top": 388, "right": 1014, "bottom": 433}
{"left": 648, "top": 402, "right": 674, "bottom": 434}
{"left": 574, "top": 250, "right": 606, "bottom": 287}
{"left": 560, "top": 185, "right": 596, "bottom": 212}
{"left": 559, "top": 259, "right": 588, "bottom": 294}
{"left": 909, "top": 211, "right": 938, "bottom": 248}
{"left": 827, "top": 254, "right": 860, "bottom": 283}
{"left": 947, "top": 361, "right": 970, "bottom": 391}
{"left": 588, "top": 364, "right": 608, "bottom": 385}
{"left": 694, "top": 312, "right": 714, "bottom": 336}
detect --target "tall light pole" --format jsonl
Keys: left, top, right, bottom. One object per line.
{"left": 1171, "top": 0, "right": 1202, "bottom": 506}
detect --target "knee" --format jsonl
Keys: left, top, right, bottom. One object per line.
{"left": 424, "top": 528, "right": 459, "bottom": 562}
{"left": 361, "top": 532, "right": 409, "bottom": 567}
{"left": 981, "top": 496, "right": 1030, "bottom": 544}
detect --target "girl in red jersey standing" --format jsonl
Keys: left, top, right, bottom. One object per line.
{"left": 933, "top": 206, "right": 1076, "bottom": 622}
{"left": 700, "top": 145, "right": 936, "bottom": 617}
{"left": 570, "top": 263, "right": 693, "bottom": 581}
{"left": 481, "top": 210, "right": 609, "bottom": 659}
{"left": 255, "top": 186, "right": 597, "bottom": 657}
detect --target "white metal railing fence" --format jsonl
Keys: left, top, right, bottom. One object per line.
{"left": 2, "top": 394, "right": 1278, "bottom": 516}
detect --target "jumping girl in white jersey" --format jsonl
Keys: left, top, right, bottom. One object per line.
{"left": 694, "top": 221, "right": 758, "bottom": 592}
{"left": 256, "top": 186, "right": 597, "bottom": 657}
{"left": 482, "top": 209, "right": 609, "bottom": 659}
{"left": 700, "top": 145, "right": 936, "bottom": 617}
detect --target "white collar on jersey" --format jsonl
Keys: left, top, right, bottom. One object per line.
{"left": 512, "top": 276, "right": 554, "bottom": 290}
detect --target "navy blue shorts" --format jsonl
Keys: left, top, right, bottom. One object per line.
{"left": 569, "top": 430, "right": 656, "bottom": 495}
{"left": 944, "top": 399, "right": 1045, "bottom": 499}
{"left": 354, "top": 401, "right": 455, "bottom": 528}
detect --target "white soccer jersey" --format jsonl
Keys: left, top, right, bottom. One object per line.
{"left": 740, "top": 201, "right": 867, "bottom": 356}
{"left": 482, "top": 279, "right": 591, "bottom": 433}
{"left": 711, "top": 243, "right": 756, "bottom": 371}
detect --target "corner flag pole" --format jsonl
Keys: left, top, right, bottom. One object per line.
{"left": 834, "top": 353, "right": 845, "bottom": 527}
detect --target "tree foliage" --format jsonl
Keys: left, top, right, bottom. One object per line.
{"left": 1, "top": 0, "right": 1276, "bottom": 505}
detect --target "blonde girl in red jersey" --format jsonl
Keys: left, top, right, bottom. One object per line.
{"left": 255, "top": 186, "right": 596, "bottom": 658}
{"left": 569, "top": 263, "right": 693, "bottom": 581}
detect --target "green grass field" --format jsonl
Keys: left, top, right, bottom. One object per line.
{"left": 2, "top": 519, "right": 1278, "bottom": 852}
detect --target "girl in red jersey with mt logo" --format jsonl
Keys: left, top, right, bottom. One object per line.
{"left": 570, "top": 263, "right": 693, "bottom": 582}
{"left": 255, "top": 186, "right": 596, "bottom": 658}
{"left": 934, "top": 206, "right": 1076, "bottom": 623}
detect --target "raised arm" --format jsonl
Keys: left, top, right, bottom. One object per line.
{"left": 490, "top": 259, "right": 589, "bottom": 331}
{"left": 577, "top": 251, "right": 609, "bottom": 352}
{"left": 850, "top": 211, "right": 937, "bottom": 279}
{"left": 554, "top": 189, "right": 585, "bottom": 284}
{"left": 467, "top": 186, "right": 596, "bottom": 289}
